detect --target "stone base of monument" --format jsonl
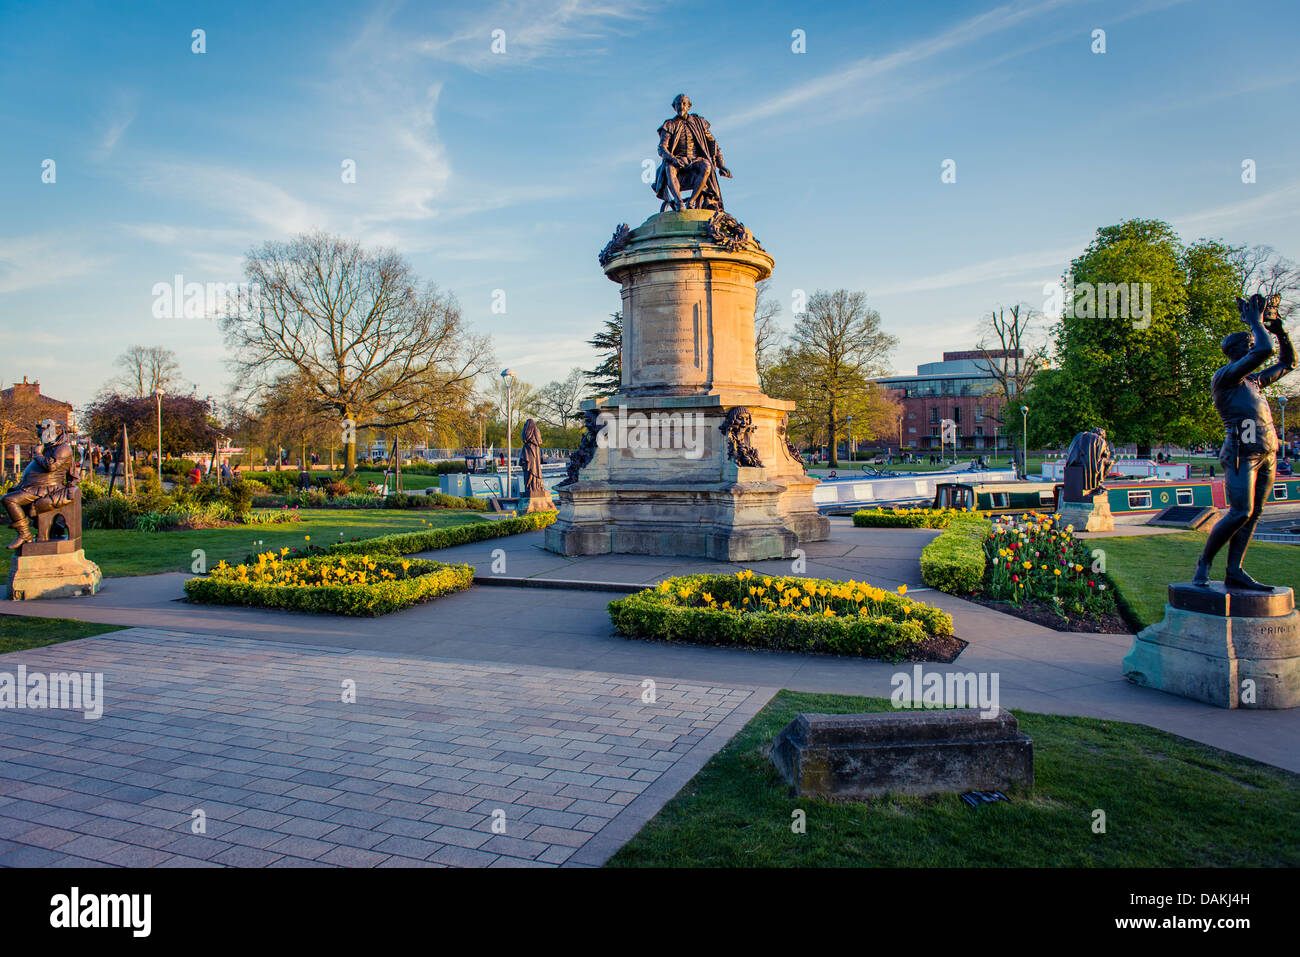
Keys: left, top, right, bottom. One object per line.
{"left": 1055, "top": 496, "right": 1113, "bottom": 532}
{"left": 770, "top": 708, "right": 1033, "bottom": 800}
{"left": 546, "top": 401, "right": 830, "bottom": 561}
{"left": 547, "top": 209, "right": 830, "bottom": 561}
{"left": 1123, "top": 583, "right": 1299, "bottom": 708}
{"left": 522, "top": 493, "right": 555, "bottom": 513}
{"left": 7, "top": 541, "right": 103, "bottom": 601}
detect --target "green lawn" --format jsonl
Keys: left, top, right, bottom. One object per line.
{"left": 608, "top": 690, "right": 1300, "bottom": 867}
{"left": 0, "top": 615, "right": 126, "bottom": 653}
{"left": 1102, "top": 530, "right": 1300, "bottom": 629}
{"left": 1, "top": 508, "right": 488, "bottom": 579}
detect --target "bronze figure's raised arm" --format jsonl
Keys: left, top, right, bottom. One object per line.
{"left": 652, "top": 94, "right": 732, "bottom": 213}
{"left": 1194, "top": 293, "right": 1295, "bottom": 591}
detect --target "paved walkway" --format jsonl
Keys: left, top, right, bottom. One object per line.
{"left": 0, "top": 629, "right": 769, "bottom": 867}
{"left": 2, "top": 517, "right": 1297, "bottom": 873}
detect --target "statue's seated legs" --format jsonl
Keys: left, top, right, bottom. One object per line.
{"left": 4, "top": 485, "right": 77, "bottom": 549}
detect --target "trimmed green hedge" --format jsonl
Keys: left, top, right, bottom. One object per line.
{"left": 919, "top": 513, "right": 991, "bottom": 594}
{"left": 183, "top": 555, "right": 473, "bottom": 616}
{"left": 852, "top": 507, "right": 964, "bottom": 528}
{"left": 329, "top": 510, "right": 557, "bottom": 557}
{"left": 608, "top": 572, "right": 953, "bottom": 662}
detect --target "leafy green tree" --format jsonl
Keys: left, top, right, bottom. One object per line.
{"left": 584, "top": 311, "right": 622, "bottom": 397}
{"left": 1039, "top": 219, "right": 1248, "bottom": 455}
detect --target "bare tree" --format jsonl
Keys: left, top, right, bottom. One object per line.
{"left": 754, "top": 278, "right": 783, "bottom": 379}
{"left": 537, "top": 368, "right": 587, "bottom": 430}
{"left": 111, "top": 346, "right": 181, "bottom": 398}
{"left": 221, "top": 231, "right": 492, "bottom": 475}
{"left": 781, "top": 289, "right": 897, "bottom": 467}
{"left": 1234, "top": 244, "right": 1300, "bottom": 319}
{"left": 973, "top": 304, "right": 1046, "bottom": 474}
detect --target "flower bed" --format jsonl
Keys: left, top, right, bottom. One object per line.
{"left": 919, "top": 513, "right": 991, "bottom": 594}
{"left": 329, "top": 510, "right": 556, "bottom": 557}
{"left": 852, "top": 507, "right": 965, "bottom": 529}
{"left": 184, "top": 551, "right": 474, "bottom": 616}
{"left": 608, "top": 570, "right": 954, "bottom": 661}
{"left": 985, "top": 512, "right": 1115, "bottom": 619}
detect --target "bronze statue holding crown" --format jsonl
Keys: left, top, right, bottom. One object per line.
{"left": 1194, "top": 293, "right": 1295, "bottom": 590}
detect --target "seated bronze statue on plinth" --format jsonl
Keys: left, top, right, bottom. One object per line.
{"left": 4, "top": 419, "right": 100, "bottom": 601}
{"left": 5, "top": 418, "right": 83, "bottom": 551}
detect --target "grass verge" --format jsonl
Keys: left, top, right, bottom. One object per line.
{"left": 1102, "top": 530, "right": 1300, "bottom": 629}
{"left": 607, "top": 689, "right": 1300, "bottom": 867}
{"left": 0, "top": 615, "right": 126, "bottom": 654}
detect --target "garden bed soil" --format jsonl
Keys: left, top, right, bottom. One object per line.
{"left": 969, "top": 596, "right": 1133, "bottom": 634}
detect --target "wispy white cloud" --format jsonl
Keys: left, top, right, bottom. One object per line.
{"left": 93, "top": 90, "right": 138, "bottom": 161}
{"left": 414, "top": 0, "right": 658, "bottom": 69}
{"left": 0, "top": 235, "right": 112, "bottom": 294}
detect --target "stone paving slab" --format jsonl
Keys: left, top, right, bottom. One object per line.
{"left": 0, "top": 629, "right": 774, "bottom": 868}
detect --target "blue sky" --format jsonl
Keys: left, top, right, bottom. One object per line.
{"left": 3, "top": 0, "right": 1299, "bottom": 408}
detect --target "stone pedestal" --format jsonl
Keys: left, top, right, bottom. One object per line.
{"left": 7, "top": 541, "right": 102, "bottom": 600}
{"left": 522, "top": 493, "right": 555, "bottom": 514}
{"left": 1055, "top": 495, "right": 1113, "bottom": 532}
{"left": 546, "top": 210, "right": 829, "bottom": 560}
{"left": 770, "top": 709, "right": 1034, "bottom": 800}
{"left": 1123, "top": 583, "right": 1300, "bottom": 708}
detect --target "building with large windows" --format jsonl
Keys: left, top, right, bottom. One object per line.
{"left": 874, "top": 350, "right": 1022, "bottom": 453}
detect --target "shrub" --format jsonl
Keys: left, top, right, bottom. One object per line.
{"left": 83, "top": 492, "right": 138, "bottom": 530}
{"left": 608, "top": 571, "right": 951, "bottom": 661}
{"left": 225, "top": 480, "right": 256, "bottom": 516}
{"left": 160, "top": 458, "right": 199, "bottom": 476}
{"left": 919, "top": 513, "right": 991, "bottom": 594}
{"left": 184, "top": 552, "right": 474, "bottom": 616}
{"left": 852, "top": 507, "right": 964, "bottom": 529}
{"left": 330, "top": 511, "right": 557, "bottom": 557}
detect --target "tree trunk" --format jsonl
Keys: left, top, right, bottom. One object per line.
{"left": 827, "top": 407, "right": 839, "bottom": 468}
{"left": 344, "top": 438, "right": 357, "bottom": 477}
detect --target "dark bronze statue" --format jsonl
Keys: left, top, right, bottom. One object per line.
{"left": 560, "top": 411, "right": 601, "bottom": 487}
{"left": 1062, "top": 427, "right": 1113, "bottom": 500}
{"left": 720, "top": 407, "right": 762, "bottom": 468}
{"left": 4, "top": 418, "right": 82, "bottom": 549}
{"left": 652, "top": 94, "right": 731, "bottom": 212}
{"left": 1194, "top": 293, "right": 1294, "bottom": 590}
{"left": 520, "top": 419, "right": 547, "bottom": 500}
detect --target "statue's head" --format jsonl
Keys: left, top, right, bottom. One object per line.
{"left": 672, "top": 93, "right": 691, "bottom": 116}
{"left": 1221, "top": 330, "right": 1251, "bottom": 361}
{"left": 35, "top": 418, "right": 60, "bottom": 445}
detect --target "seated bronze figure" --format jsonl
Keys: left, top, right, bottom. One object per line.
{"left": 4, "top": 418, "right": 83, "bottom": 550}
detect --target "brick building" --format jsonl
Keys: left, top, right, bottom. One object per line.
{"left": 1, "top": 377, "right": 78, "bottom": 470}
{"left": 874, "top": 350, "right": 1022, "bottom": 452}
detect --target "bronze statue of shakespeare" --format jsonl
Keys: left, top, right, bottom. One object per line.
{"left": 4, "top": 418, "right": 82, "bottom": 549}
{"left": 1194, "top": 293, "right": 1295, "bottom": 590}
{"left": 652, "top": 94, "right": 732, "bottom": 212}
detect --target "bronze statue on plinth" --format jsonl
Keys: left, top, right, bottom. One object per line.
{"left": 4, "top": 418, "right": 82, "bottom": 549}
{"left": 1194, "top": 293, "right": 1295, "bottom": 591}
{"left": 1061, "top": 427, "right": 1113, "bottom": 501}
{"left": 652, "top": 94, "right": 732, "bottom": 213}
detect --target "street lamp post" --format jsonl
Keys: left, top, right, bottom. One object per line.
{"left": 154, "top": 387, "right": 164, "bottom": 484}
{"left": 501, "top": 369, "right": 515, "bottom": 501}
{"left": 1281, "top": 396, "right": 1289, "bottom": 458}
{"left": 1020, "top": 405, "right": 1029, "bottom": 479}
